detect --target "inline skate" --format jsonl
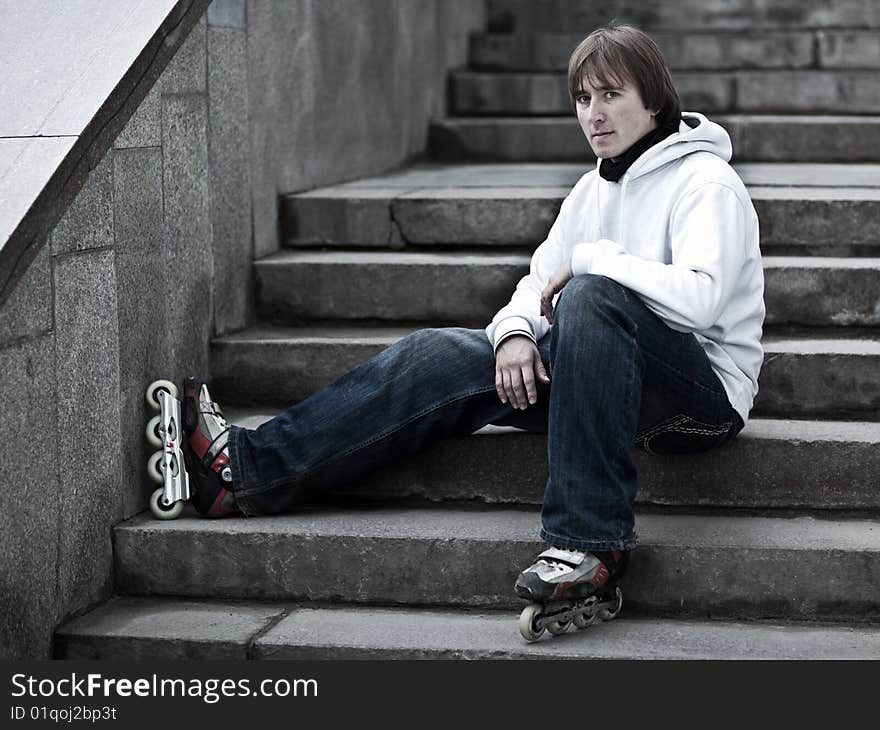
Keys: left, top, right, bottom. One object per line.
{"left": 515, "top": 547, "right": 627, "bottom": 642}
{"left": 144, "top": 377, "right": 237, "bottom": 519}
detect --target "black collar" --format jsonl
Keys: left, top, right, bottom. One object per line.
{"left": 598, "top": 123, "right": 678, "bottom": 182}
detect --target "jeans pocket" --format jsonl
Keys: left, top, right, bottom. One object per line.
{"left": 637, "top": 414, "right": 733, "bottom": 456}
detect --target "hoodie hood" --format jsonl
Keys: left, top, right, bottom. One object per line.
{"left": 624, "top": 112, "right": 733, "bottom": 181}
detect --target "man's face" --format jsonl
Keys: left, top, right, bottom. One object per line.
{"left": 575, "top": 74, "right": 658, "bottom": 159}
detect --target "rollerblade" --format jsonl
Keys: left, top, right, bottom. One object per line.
{"left": 144, "top": 377, "right": 237, "bottom": 519}
{"left": 515, "top": 547, "right": 627, "bottom": 642}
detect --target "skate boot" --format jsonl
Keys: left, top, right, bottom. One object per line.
{"left": 180, "top": 377, "right": 238, "bottom": 518}
{"left": 515, "top": 547, "right": 628, "bottom": 642}
{"left": 144, "top": 377, "right": 238, "bottom": 519}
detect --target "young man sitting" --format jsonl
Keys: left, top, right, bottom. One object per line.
{"left": 180, "top": 24, "right": 764, "bottom": 610}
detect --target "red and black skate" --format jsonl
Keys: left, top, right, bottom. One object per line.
{"left": 181, "top": 377, "right": 238, "bottom": 518}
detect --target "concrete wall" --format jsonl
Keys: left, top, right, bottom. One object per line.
{"left": 247, "top": 0, "right": 485, "bottom": 257}
{"left": 0, "top": 0, "right": 485, "bottom": 658}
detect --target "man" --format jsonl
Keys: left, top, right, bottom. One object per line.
{"left": 180, "top": 24, "right": 764, "bottom": 612}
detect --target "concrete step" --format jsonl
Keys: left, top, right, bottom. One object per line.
{"left": 113, "top": 508, "right": 880, "bottom": 620}
{"left": 213, "top": 403, "right": 880, "bottom": 510}
{"left": 470, "top": 31, "right": 880, "bottom": 71}
{"left": 55, "top": 597, "right": 880, "bottom": 659}
{"left": 281, "top": 165, "right": 880, "bottom": 253}
{"left": 430, "top": 116, "right": 880, "bottom": 164}
{"left": 254, "top": 251, "right": 880, "bottom": 329}
{"left": 486, "top": 0, "right": 880, "bottom": 33}
{"left": 450, "top": 70, "right": 880, "bottom": 115}
{"left": 213, "top": 326, "right": 880, "bottom": 420}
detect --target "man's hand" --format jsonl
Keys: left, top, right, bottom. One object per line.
{"left": 540, "top": 262, "right": 573, "bottom": 325}
{"left": 495, "top": 335, "right": 550, "bottom": 410}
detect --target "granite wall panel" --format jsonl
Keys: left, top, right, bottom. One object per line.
{"left": 0, "top": 334, "right": 59, "bottom": 658}
{"left": 53, "top": 249, "right": 122, "bottom": 614}
{"left": 162, "top": 93, "right": 213, "bottom": 382}
{"left": 208, "top": 25, "right": 252, "bottom": 336}
{"left": 112, "top": 147, "right": 167, "bottom": 518}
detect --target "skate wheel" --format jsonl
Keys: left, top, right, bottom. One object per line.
{"left": 145, "top": 379, "right": 179, "bottom": 411}
{"left": 149, "top": 487, "right": 184, "bottom": 520}
{"left": 598, "top": 586, "right": 624, "bottom": 622}
{"left": 573, "top": 611, "right": 598, "bottom": 629}
{"left": 145, "top": 415, "right": 163, "bottom": 448}
{"left": 147, "top": 451, "right": 164, "bottom": 485}
{"left": 518, "top": 603, "right": 545, "bottom": 642}
{"left": 546, "top": 619, "right": 571, "bottom": 635}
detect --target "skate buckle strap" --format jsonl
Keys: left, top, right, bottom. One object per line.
{"left": 202, "top": 429, "right": 229, "bottom": 469}
{"left": 538, "top": 547, "right": 587, "bottom": 566}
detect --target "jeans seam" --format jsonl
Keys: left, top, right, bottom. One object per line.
{"left": 238, "top": 383, "right": 500, "bottom": 498}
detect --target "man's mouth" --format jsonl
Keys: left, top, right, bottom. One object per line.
{"left": 592, "top": 131, "right": 613, "bottom": 139}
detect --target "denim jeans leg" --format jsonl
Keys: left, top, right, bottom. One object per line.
{"left": 539, "top": 275, "right": 740, "bottom": 553}
{"left": 227, "top": 327, "right": 520, "bottom": 515}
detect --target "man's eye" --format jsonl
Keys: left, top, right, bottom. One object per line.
{"left": 604, "top": 91, "right": 618, "bottom": 100}
{"left": 577, "top": 95, "right": 591, "bottom": 104}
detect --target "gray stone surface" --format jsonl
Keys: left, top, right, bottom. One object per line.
{"left": 160, "top": 15, "right": 207, "bottom": 95}
{"left": 256, "top": 607, "right": 880, "bottom": 660}
{"left": 52, "top": 249, "right": 122, "bottom": 614}
{"left": 113, "top": 84, "right": 161, "bottom": 149}
{"left": 114, "top": 509, "right": 880, "bottom": 619}
{"left": 218, "top": 401, "right": 880, "bottom": 510}
{"left": 753, "top": 188, "right": 880, "bottom": 247}
{"left": 56, "top": 597, "right": 880, "bottom": 660}
{"left": 763, "top": 257, "right": 880, "bottom": 327}
{"left": 246, "top": 0, "right": 485, "bottom": 257}
{"left": 486, "top": 0, "right": 880, "bottom": 32}
{"left": 213, "top": 325, "right": 880, "bottom": 420}
{"left": 254, "top": 251, "right": 879, "bottom": 329}
{"left": 737, "top": 71, "right": 880, "bottom": 114}
{"left": 471, "top": 31, "right": 816, "bottom": 71}
{"left": 282, "top": 186, "right": 567, "bottom": 246}
{"left": 0, "top": 1, "right": 179, "bottom": 136}
{"left": 758, "top": 339, "right": 880, "bottom": 418}
{"left": 668, "top": 73, "right": 735, "bottom": 113}
{"left": 53, "top": 599, "right": 880, "bottom": 660}
{"left": 0, "top": 242, "right": 52, "bottom": 344}
{"left": 283, "top": 189, "right": 398, "bottom": 246}
{"left": 430, "top": 118, "right": 592, "bottom": 163}
{"left": 112, "top": 147, "right": 167, "bottom": 518}
{"left": 394, "top": 188, "right": 565, "bottom": 245}
{"left": 208, "top": 0, "right": 246, "bottom": 28}
{"left": 818, "top": 31, "right": 880, "bottom": 68}
{"left": 451, "top": 71, "right": 736, "bottom": 115}
{"left": 55, "top": 597, "right": 285, "bottom": 659}
{"left": 212, "top": 326, "right": 404, "bottom": 403}
{"left": 0, "top": 334, "right": 59, "bottom": 659}
{"left": 162, "top": 93, "right": 212, "bottom": 381}
{"left": 255, "top": 251, "right": 527, "bottom": 324}
{"left": 451, "top": 70, "right": 880, "bottom": 115}
{"left": 451, "top": 71, "right": 571, "bottom": 115}
{"left": 281, "top": 168, "right": 880, "bottom": 253}
{"left": 0, "top": 0, "right": 211, "bottom": 305}
{"left": 50, "top": 153, "right": 114, "bottom": 255}
{"left": 431, "top": 116, "right": 880, "bottom": 164}
{"left": 724, "top": 115, "right": 880, "bottom": 165}
{"left": 0, "top": 136, "right": 76, "bottom": 257}
{"left": 207, "top": 25, "right": 252, "bottom": 335}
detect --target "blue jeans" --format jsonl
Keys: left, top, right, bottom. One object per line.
{"left": 228, "top": 275, "right": 743, "bottom": 551}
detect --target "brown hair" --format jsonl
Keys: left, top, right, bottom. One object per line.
{"left": 567, "top": 24, "right": 681, "bottom": 130}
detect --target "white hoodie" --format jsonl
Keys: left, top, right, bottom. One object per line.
{"left": 485, "top": 113, "right": 765, "bottom": 425}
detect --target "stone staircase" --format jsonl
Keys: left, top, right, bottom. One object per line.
{"left": 56, "top": 1, "right": 880, "bottom": 659}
